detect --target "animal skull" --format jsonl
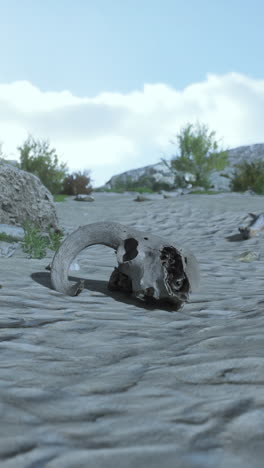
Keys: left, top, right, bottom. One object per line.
{"left": 50, "top": 222, "right": 199, "bottom": 309}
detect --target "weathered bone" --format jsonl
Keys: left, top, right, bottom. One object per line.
{"left": 239, "top": 213, "right": 264, "bottom": 239}
{"left": 50, "top": 222, "right": 199, "bottom": 308}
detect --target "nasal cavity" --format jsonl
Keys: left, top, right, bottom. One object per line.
{"left": 123, "top": 238, "right": 139, "bottom": 262}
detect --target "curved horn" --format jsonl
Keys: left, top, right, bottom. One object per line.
{"left": 51, "top": 222, "right": 126, "bottom": 296}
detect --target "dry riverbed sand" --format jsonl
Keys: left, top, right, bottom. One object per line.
{"left": 1, "top": 192, "right": 264, "bottom": 467}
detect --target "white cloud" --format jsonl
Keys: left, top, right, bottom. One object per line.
{"left": 1, "top": 72, "right": 264, "bottom": 186}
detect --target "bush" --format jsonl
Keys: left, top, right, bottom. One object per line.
{"left": 231, "top": 160, "right": 264, "bottom": 194}
{"left": 111, "top": 175, "right": 172, "bottom": 193}
{"left": 164, "top": 122, "right": 228, "bottom": 189}
{"left": 18, "top": 136, "right": 68, "bottom": 194}
{"left": 21, "top": 220, "right": 63, "bottom": 259}
{"left": 62, "top": 170, "right": 92, "bottom": 195}
{"left": 53, "top": 194, "right": 68, "bottom": 202}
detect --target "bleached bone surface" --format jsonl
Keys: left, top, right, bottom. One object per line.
{"left": 51, "top": 222, "right": 199, "bottom": 309}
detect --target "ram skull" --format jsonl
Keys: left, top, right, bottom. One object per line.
{"left": 50, "top": 222, "right": 199, "bottom": 309}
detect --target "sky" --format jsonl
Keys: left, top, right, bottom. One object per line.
{"left": 1, "top": 0, "right": 264, "bottom": 186}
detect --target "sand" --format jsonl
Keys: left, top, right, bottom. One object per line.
{"left": 1, "top": 192, "right": 264, "bottom": 467}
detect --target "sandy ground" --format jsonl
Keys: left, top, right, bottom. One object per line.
{"left": 1, "top": 192, "right": 264, "bottom": 468}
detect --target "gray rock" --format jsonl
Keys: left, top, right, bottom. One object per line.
{"left": 134, "top": 195, "right": 151, "bottom": 202}
{"left": 228, "top": 143, "right": 264, "bottom": 165}
{"left": 0, "top": 240, "right": 18, "bottom": 257}
{"left": 74, "top": 194, "right": 95, "bottom": 202}
{"left": 208, "top": 168, "right": 235, "bottom": 191}
{"left": 102, "top": 161, "right": 175, "bottom": 190}
{"left": 234, "top": 251, "right": 260, "bottom": 262}
{"left": 0, "top": 162, "right": 59, "bottom": 230}
{"left": 0, "top": 224, "right": 25, "bottom": 240}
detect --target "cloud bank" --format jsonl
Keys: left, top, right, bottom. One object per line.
{"left": 1, "top": 72, "right": 264, "bottom": 186}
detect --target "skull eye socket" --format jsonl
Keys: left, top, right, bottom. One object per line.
{"left": 123, "top": 238, "right": 139, "bottom": 262}
{"left": 175, "top": 278, "right": 183, "bottom": 288}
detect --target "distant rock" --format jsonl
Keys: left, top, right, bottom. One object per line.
{"left": 100, "top": 143, "right": 264, "bottom": 192}
{"left": 103, "top": 161, "right": 174, "bottom": 191}
{"left": 134, "top": 195, "right": 151, "bottom": 202}
{"left": 227, "top": 143, "right": 264, "bottom": 165}
{"left": 0, "top": 162, "right": 59, "bottom": 230}
{"left": 0, "top": 157, "right": 19, "bottom": 167}
{"left": 74, "top": 194, "right": 95, "bottom": 202}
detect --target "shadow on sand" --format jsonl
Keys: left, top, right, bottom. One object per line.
{"left": 225, "top": 233, "right": 247, "bottom": 242}
{"left": 31, "top": 271, "right": 181, "bottom": 312}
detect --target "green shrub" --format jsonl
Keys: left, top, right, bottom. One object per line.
{"left": 62, "top": 170, "right": 92, "bottom": 195}
{"left": 21, "top": 221, "right": 63, "bottom": 259}
{"left": 53, "top": 194, "right": 68, "bottom": 202}
{"left": 231, "top": 160, "right": 264, "bottom": 194}
{"left": 164, "top": 122, "right": 228, "bottom": 189}
{"left": 110, "top": 175, "right": 172, "bottom": 193}
{"left": 21, "top": 221, "right": 48, "bottom": 259}
{"left": 47, "top": 226, "right": 63, "bottom": 251}
{"left": 18, "top": 136, "right": 68, "bottom": 194}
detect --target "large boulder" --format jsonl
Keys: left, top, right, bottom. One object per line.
{"left": 0, "top": 162, "right": 59, "bottom": 230}
{"left": 103, "top": 161, "right": 175, "bottom": 190}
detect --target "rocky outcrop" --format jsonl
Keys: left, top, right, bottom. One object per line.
{"left": 103, "top": 162, "right": 175, "bottom": 190}
{"left": 102, "top": 143, "right": 264, "bottom": 192}
{"left": 0, "top": 162, "right": 59, "bottom": 229}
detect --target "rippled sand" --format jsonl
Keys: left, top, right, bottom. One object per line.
{"left": 1, "top": 192, "right": 264, "bottom": 468}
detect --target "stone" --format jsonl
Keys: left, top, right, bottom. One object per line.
{"left": 208, "top": 168, "right": 235, "bottom": 191}
{"left": 0, "top": 224, "right": 25, "bottom": 240}
{"left": 102, "top": 161, "right": 175, "bottom": 190}
{"left": 0, "top": 241, "right": 18, "bottom": 257}
{"left": 134, "top": 195, "right": 150, "bottom": 202}
{"left": 74, "top": 194, "right": 95, "bottom": 202}
{"left": 0, "top": 162, "right": 59, "bottom": 230}
{"left": 234, "top": 251, "right": 260, "bottom": 262}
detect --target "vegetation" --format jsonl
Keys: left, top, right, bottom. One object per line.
{"left": 0, "top": 232, "right": 21, "bottom": 243}
{"left": 18, "top": 136, "right": 68, "bottom": 194}
{"left": 62, "top": 170, "right": 92, "bottom": 195}
{"left": 188, "top": 190, "right": 223, "bottom": 195}
{"left": 53, "top": 194, "right": 68, "bottom": 202}
{"left": 21, "top": 221, "right": 63, "bottom": 259}
{"left": 164, "top": 122, "right": 228, "bottom": 189}
{"left": 105, "top": 175, "right": 172, "bottom": 193}
{"left": 231, "top": 160, "right": 264, "bottom": 194}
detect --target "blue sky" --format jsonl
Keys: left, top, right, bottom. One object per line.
{"left": 1, "top": 0, "right": 264, "bottom": 185}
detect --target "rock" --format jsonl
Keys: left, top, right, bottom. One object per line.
{"left": 208, "top": 168, "right": 235, "bottom": 191}
{"left": 234, "top": 251, "right": 260, "bottom": 262}
{"left": 0, "top": 163, "right": 59, "bottom": 230}
{"left": 134, "top": 195, "right": 151, "bottom": 202}
{"left": 0, "top": 157, "right": 18, "bottom": 167}
{"left": 0, "top": 241, "right": 19, "bottom": 257}
{"left": 228, "top": 143, "right": 264, "bottom": 165}
{"left": 102, "top": 161, "right": 175, "bottom": 191}
{"left": 74, "top": 194, "right": 95, "bottom": 202}
{"left": 0, "top": 224, "right": 25, "bottom": 240}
